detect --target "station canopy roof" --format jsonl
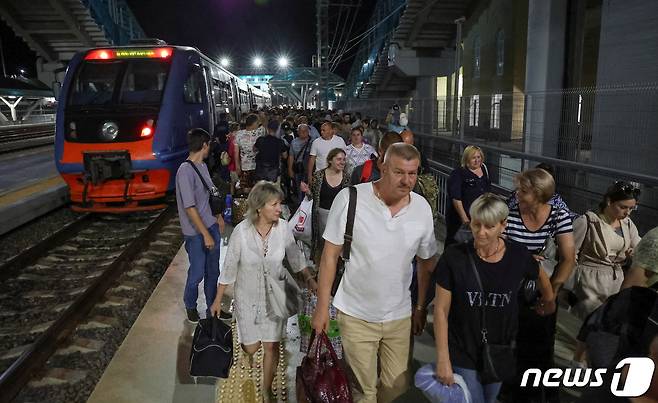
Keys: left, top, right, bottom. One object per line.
{"left": 269, "top": 67, "right": 344, "bottom": 90}
{"left": 0, "top": 77, "right": 53, "bottom": 98}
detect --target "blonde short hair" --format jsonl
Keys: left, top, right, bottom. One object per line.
{"left": 469, "top": 193, "right": 509, "bottom": 226}
{"left": 461, "top": 145, "right": 484, "bottom": 167}
{"left": 246, "top": 181, "right": 284, "bottom": 223}
{"left": 514, "top": 168, "right": 555, "bottom": 204}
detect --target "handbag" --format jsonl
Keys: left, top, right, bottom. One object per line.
{"left": 189, "top": 316, "right": 233, "bottom": 378}
{"left": 330, "top": 186, "right": 357, "bottom": 297}
{"left": 466, "top": 250, "right": 516, "bottom": 384}
{"left": 185, "top": 160, "right": 223, "bottom": 216}
{"left": 298, "top": 288, "right": 343, "bottom": 359}
{"left": 454, "top": 223, "right": 474, "bottom": 243}
{"left": 414, "top": 363, "right": 471, "bottom": 403}
{"left": 264, "top": 266, "right": 301, "bottom": 320}
{"left": 520, "top": 205, "right": 558, "bottom": 305}
{"left": 298, "top": 331, "right": 353, "bottom": 403}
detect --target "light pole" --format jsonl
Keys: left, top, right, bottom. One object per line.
{"left": 0, "top": 36, "right": 6, "bottom": 77}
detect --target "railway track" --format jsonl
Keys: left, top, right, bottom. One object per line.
{"left": 0, "top": 206, "right": 182, "bottom": 403}
{"left": 0, "top": 123, "right": 55, "bottom": 153}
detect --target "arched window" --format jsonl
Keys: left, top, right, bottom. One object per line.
{"left": 496, "top": 30, "right": 504, "bottom": 76}
{"left": 473, "top": 34, "right": 480, "bottom": 78}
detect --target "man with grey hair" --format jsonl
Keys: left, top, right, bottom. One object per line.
{"left": 307, "top": 121, "right": 346, "bottom": 184}
{"left": 288, "top": 123, "right": 312, "bottom": 206}
{"left": 313, "top": 143, "right": 438, "bottom": 402}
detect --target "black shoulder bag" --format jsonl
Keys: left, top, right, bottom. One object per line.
{"left": 520, "top": 205, "right": 558, "bottom": 306}
{"left": 330, "top": 186, "right": 357, "bottom": 296}
{"left": 185, "top": 160, "right": 223, "bottom": 216}
{"left": 467, "top": 249, "right": 517, "bottom": 384}
{"left": 293, "top": 140, "right": 310, "bottom": 174}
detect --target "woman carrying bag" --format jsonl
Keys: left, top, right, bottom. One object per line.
{"left": 445, "top": 146, "right": 491, "bottom": 246}
{"left": 434, "top": 194, "right": 554, "bottom": 403}
{"left": 502, "top": 168, "right": 576, "bottom": 403}
{"left": 210, "top": 181, "right": 316, "bottom": 402}
{"left": 572, "top": 181, "right": 641, "bottom": 319}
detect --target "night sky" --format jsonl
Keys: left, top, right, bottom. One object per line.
{"left": 0, "top": 0, "right": 376, "bottom": 80}
{"left": 127, "top": 0, "right": 317, "bottom": 72}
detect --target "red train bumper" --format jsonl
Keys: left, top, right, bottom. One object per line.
{"left": 61, "top": 168, "right": 170, "bottom": 212}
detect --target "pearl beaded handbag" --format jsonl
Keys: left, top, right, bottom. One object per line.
{"left": 216, "top": 321, "right": 289, "bottom": 402}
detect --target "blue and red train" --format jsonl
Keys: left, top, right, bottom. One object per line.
{"left": 55, "top": 42, "right": 270, "bottom": 212}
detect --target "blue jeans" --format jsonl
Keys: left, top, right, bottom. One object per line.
{"left": 453, "top": 366, "right": 501, "bottom": 403}
{"left": 183, "top": 223, "right": 221, "bottom": 314}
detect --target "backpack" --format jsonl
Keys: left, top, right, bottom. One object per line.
{"left": 414, "top": 174, "right": 439, "bottom": 219}
{"left": 360, "top": 159, "right": 374, "bottom": 183}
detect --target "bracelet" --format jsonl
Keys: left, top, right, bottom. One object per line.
{"left": 415, "top": 305, "right": 425, "bottom": 312}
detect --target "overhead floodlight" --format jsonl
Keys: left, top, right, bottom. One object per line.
{"left": 277, "top": 56, "right": 289, "bottom": 68}
{"left": 220, "top": 57, "right": 230, "bottom": 67}
{"left": 292, "top": 83, "right": 295, "bottom": 86}
{"left": 315, "top": 82, "right": 319, "bottom": 85}
{"left": 316, "top": 90, "right": 320, "bottom": 94}
{"left": 253, "top": 56, "right": 263, "bottom": 68}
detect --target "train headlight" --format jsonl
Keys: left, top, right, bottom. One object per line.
{"left": 100, "top": 121, "right": 119, "bottom": 141}
{"left": 140, "top": 119, "right": 155, "bottom": 138}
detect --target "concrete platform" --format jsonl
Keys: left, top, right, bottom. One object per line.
{"left": 87, "top": 219, "right": 581, "bottom": 403}
{"left": 0, "top": 146, "right": 68, "bottom": 235}
{"left": 87, "top": 226, "right": 440, "bottom": 403}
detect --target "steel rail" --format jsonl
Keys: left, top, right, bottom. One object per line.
{"left": 0, "top": 213, "right": 92, "bottom": 282}
{"left": 0, "top": 205, "right": 176, "bottom": 403}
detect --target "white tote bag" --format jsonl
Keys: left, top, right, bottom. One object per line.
{"left": 289, "top": 197, "right": 313, "bottom": 244}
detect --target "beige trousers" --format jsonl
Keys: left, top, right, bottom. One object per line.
{"left": 337, "top": 311, "right": 411, "bottom": 403}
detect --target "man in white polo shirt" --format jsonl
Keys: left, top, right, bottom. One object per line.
{"left": 307, "top": 121, "right": 346, "bottom": 184}
{"left": 312, "top": 143, "right": 438, "bottom": 402}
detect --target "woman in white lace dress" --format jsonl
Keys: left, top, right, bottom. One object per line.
{"left": 210, "top": 181, "right": 316, "bottom": 401}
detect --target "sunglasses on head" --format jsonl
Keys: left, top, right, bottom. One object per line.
{"left": 614, "top": 181, "right": 641, "bottom": 198}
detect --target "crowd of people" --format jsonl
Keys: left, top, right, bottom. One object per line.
{"left": 174, "top": 105, "right": 657, "bottom": 403}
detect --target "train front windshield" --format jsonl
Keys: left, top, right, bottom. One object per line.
{"left": 64, "top": 49, "right": 173, "bottom": 143}
{"left": 68, "top": 59, "right": 170, "bottom": 107}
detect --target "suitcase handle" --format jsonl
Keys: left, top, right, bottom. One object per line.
{"left": 212, "top": 316, "right": 219, "bottom": 341}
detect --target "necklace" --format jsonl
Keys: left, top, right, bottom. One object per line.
{"left": 256, "top": 223, "right": 273, "bottom": 257}
{"left": 476, "top": 238, "right": 501, "bottom": 259}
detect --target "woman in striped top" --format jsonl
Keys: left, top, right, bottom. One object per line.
{"left": 502, "top": 168, "right": 576, "bottom": 403}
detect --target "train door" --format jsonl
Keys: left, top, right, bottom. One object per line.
{"left": 201, "top": 65, "right": 215, "bottom": 136}
{"left": 175, "top": 64, "right": 207, "bottom": 150}
{"left": 230, "top": 78, "right": 239, "bottom": 120}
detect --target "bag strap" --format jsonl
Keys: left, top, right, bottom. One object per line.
{"left": 482, "top": 163, "right": 489, "bottom": 179}
{"left": 360, "top": 159, "right": 373, "bottom": 183}
{"left": 295, "top": 140, "right": 310, "bottom": 163}
{"left": 467, "top": 249, "right": 489, "bottom": 344}
{"left": 185, "top": 160, "right": 212, "bottom": 194}
{"left": 342, "top": 186, "right": 357, "bottom": 261}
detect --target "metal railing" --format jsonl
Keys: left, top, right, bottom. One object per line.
{"left": 0, "top": 98, "right": 56, "bottom": 125}
{"left": 83, "top": 0, "right": 145, "bottom": 45}
{"left": 339, "top": 90, "right": 658, "bottom": 234}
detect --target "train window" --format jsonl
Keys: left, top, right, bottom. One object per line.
{"left": 68, "top": 61, "right": 122, "bottom": 105}
{"left": 119, "top": 60, "right": 168, "bottom": 104}
{"left": 213, "top": 82, "right": 222, "bottom": 105}
{"left": 183, "top": 68, "right": 204, "bottom": 104}
{"left": 69, "top": 59, "right": 171, "bottom": 106}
